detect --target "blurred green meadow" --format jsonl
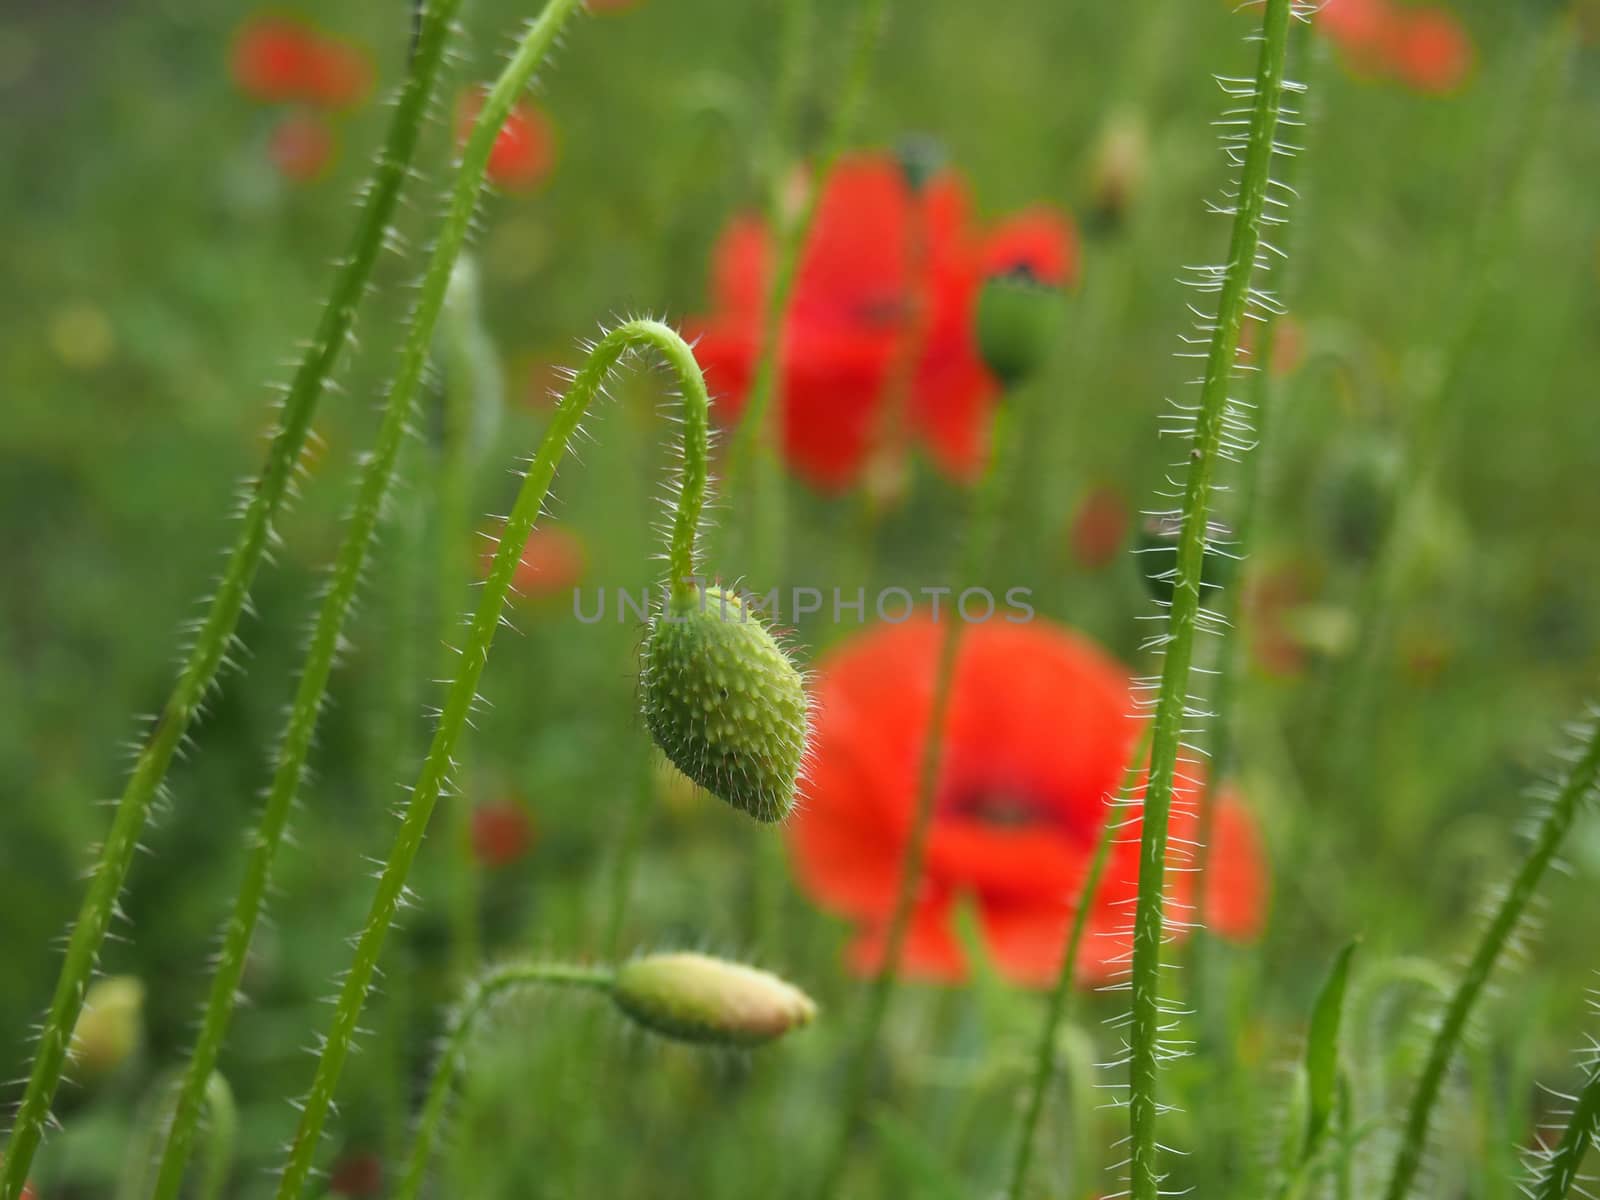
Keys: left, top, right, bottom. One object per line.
{"left": 2, "top": 0, "right": 1600, "bottom": 1196}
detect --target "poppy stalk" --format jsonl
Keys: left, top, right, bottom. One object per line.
{"left": 0, "top": 4, "right": 463, "bottom": 1194}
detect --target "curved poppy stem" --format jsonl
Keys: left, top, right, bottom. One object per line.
{"left": 272, "top": 315, "right": 707, "bottom": 1198}
{"left": 0, "top": 6, "right": 461, "bottom": 1195}
{"left": 397, "top": 962, "right": 617, "bottom": 1200}
{"left": 146, "top": 5, "right": 599, "bottom": 1194}
{"left": 814, "top": 399, "right": 1017, "bottom": 1199}
{"left": 1382, "top": 714, "right": 1600, "bottom": 1200}
{"left": 1124, "top": 3, "right": 1293, "bottom": 1198}
{"left": 1007, "top": 723, "right": 1152, "bottom": 1200}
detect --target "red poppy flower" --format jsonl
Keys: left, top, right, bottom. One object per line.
{"left": 688, "top": 153, "right": 1077, "bottom": 492}
{"left": 787, "top": 617, "right": 1267, "bottom": 986}
{"left": 231, "top": 16, "right": 318, "bottom": 103}
{"left": 301, "top": 37, "right": 373, "bottom": 110}
{"left": 268, "top": 113, "right": 336, "bottom": 183}
{"left": 231, "top": 15, "right": 372, "bottom": 109}
{"left": 456, "top": 89, "right": 557, "bottom": 193}
{"left": 1069, "top": 483, "right": 1132, "bottom": 570}
{"left": 1385, "top": 8, "right": 1473, "bottom": 94}
{"left": 328, "top": 1151, "right": 382, "bottom": 1196}
{"left": 1315, "top": 0, "right": 1473, "bottom": 94}
{"left": 480, "top": 524, "right": 587, "bottom": 599}
{"left": 471, "top": 800, "right": 536, "bottom": 868}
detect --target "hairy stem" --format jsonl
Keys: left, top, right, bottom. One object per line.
{"left": 155, "top": 4, "right": 601, "bottom": 1193}
{"left": 397, "top": 962, "right": 616, "bottom": 1200}
{"left": 1530, "top": 1063, "right": 1600, "bottom": 1200}
{"left": 274, "top": 316, "right": 708, "bottom": 1198}
{"left": 0, "top": 5, "right": 461, "bottom": 1194}
{"left": 1383, "top": 716, "right": 1600, "bottom": 1200}
{"left": 720, "top": 0, "right": 891, "bottom": 509}
{"left": 815, "top": 400, "right": 1018, "bottom": 1199}
{"left": 1125, "top": 2, "right": 1292, "bottom": 1197}
{"left": 1007, "top": 725, "right": 1152, "bottom": 1200}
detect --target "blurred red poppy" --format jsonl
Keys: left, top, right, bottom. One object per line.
{"left": 480, "top": 524, "right": 587, "bottom": 599}
{"left": 688, "top": 153, "right": 1077, "bottom": 491}
{"left": 231, "top": 15, "right": 372, "bottom": 109}
{"left": 787, "top": 618, "right": 1267, "bottom": 986}
{"left": 457, "top": 89, "right": 557, "bottom": 192}
{"left": 1386, "top": 8, "right": 1473, "bottom": 94}
{"left": 1069, "top": 483, "right": 1132, "bottom": 569}
{"left": 1316, "top": 0, "right": 1473, "bottom": 93}
{"left": 328, "top": 1151, "right": 382, "bottom": 1196}
{"left": 471, "top": 800, "right": 536, "bottom": 868}
{"left": 231, "top": 16, "right": 317, "bottom": 103}
{"left": 268, "top": 113, "right": 336, "bottom": 183}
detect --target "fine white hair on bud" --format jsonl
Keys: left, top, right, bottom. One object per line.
{"left": 639, "top": 585, "right": 810, "bottom": 823}
{"left": 611, "top": 952, "right": 817, "bottom": 1047}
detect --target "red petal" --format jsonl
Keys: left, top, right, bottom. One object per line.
{"left": 979, "top": 207, "right": 1079, "bottom": 288}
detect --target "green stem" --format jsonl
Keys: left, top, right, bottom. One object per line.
{"left": 1383, "top": 715, "right": 1600, "bottom": 1200}
{"left": 720, "top": 0, "right": 891, "bottom": 509}
{"left": 815, "top": 400, "right": 1017, "bottom": 1199}
{"left": 273, "top": 314, "right": 709, "bottom": 1199}
{"left": 1125, "top": 3, "right": 1292, "bottom": 1197}
{"left": 397, "top": 962, "right": 616, "bottom": 1200}
{"left": 1007, "top": 724, "right": 1153, "bottom": 1200}
{"left": 1530, "top": 1063, "right": 1600, "bottom": 1200}
{"left": 160, "top": 7, "right": 601, "bottom": 1193}
{"left": 0, "top": 6, "right": 459, "bottom": 1194}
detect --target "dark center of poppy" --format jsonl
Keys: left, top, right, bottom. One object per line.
{"left": 947, "top": 789, "right": 1046, "bottom": 830}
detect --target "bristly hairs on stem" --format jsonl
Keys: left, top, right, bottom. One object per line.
{"left": 1383, "top": 712, "right": 1600, "bottom": 1200}
{"left": 813, "top": 383, "right": 1025, "bottom": 1200}
{"left": 1521, "top": 989, "right": 1600, "bottom": 1200}
{"left": 148, "top": 1, "right": 611, "bottom": 1188}
{"left": 397, "top": 962, "right": 616, "bottom": 1200}
{"left": 718, "top": 0, "right": 891, "bottom": 522}
{"left": 273, "top": 313, "right": 711, "bottom": 1199}
{"left": 1007, "top": 725, "right": 1153, "bottom": 1200}
{"left": 1118, "top": 2, "right": 1303, "bottom": 1199}
{"left": 0, "top": 3, "right": 463, "bottom": 1194}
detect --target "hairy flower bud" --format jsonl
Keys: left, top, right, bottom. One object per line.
{"left": 639, "top": 585, "right": 809, "bottom": 823}
{"left": 975, "top": 266, "right": 1064, "bottom": 389}
{"left": 612, "top": 952, "right": 817, "bottom": 1046}
{"left": 68, "top": 975, "right": 144, "bottom": 1079}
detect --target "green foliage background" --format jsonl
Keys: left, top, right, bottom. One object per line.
{"left": 1, "top": 0, "right": 1598, "bottom": 1195}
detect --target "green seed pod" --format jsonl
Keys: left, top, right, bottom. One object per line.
{"left": 974, "top": 266, "right": 1064, "bottom": 389}
{"left": 1137, "top": 515, "right": 1235, "bottom": 606}
{"left": 612, "top": 952, "right": 817, "bottom": 1047}
{"left": 639, "top": 585, "right": 809, "bottom": 823}
{"left": 1317, "top": 436, "right": 1402, "bottom": 563}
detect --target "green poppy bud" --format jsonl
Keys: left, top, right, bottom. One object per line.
{"left": 68, "top": 975, "right": 144, "bottom": 1079}
{"left": 612, "top": 952, "right": 817, "bottom": 1047}
{"left": 1137, "top": 515, "right": 1235, "bottom": 606}
{"left": 639, "top": 585, "right": 809, "bottom": 823}
{"left": 975, "top": 266, "right": 1064, "bottom": 389}
{"left": 1317, "top": 437, "right": 1401, "bottom": 563}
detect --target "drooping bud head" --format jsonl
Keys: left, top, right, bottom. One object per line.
{"left": 612, "top": 952, "right": 817, "bottom": 1047}
{"left": 975, "top": 265, "right": 1065, "bottom": 389}
{"left": 639, "top": 585, "right": 808, "bottom": 823}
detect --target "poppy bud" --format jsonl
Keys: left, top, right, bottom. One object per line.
{"left": 640, "top": 586, "right": 809, "bottom": 823}
{"left": 894, "top": 133, "right": 947, "bottom": 194}
{"left": 1087, "top": 109, "right": 1148, "bottom": 233}
{"left": 1137, "top": 515, "right": 1235, "bottom": 605}
{"left": 974, "top": 266, "right": 1064, "bottom": 389}
{"left": 68, "top": 975, "right": 144, "bottom": 1079}
{"left": 611, "top": 952, "right": 817, "bottom": 1046}
{"left": 1317, "top": 438, "right": 1401, "bottom": 563}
